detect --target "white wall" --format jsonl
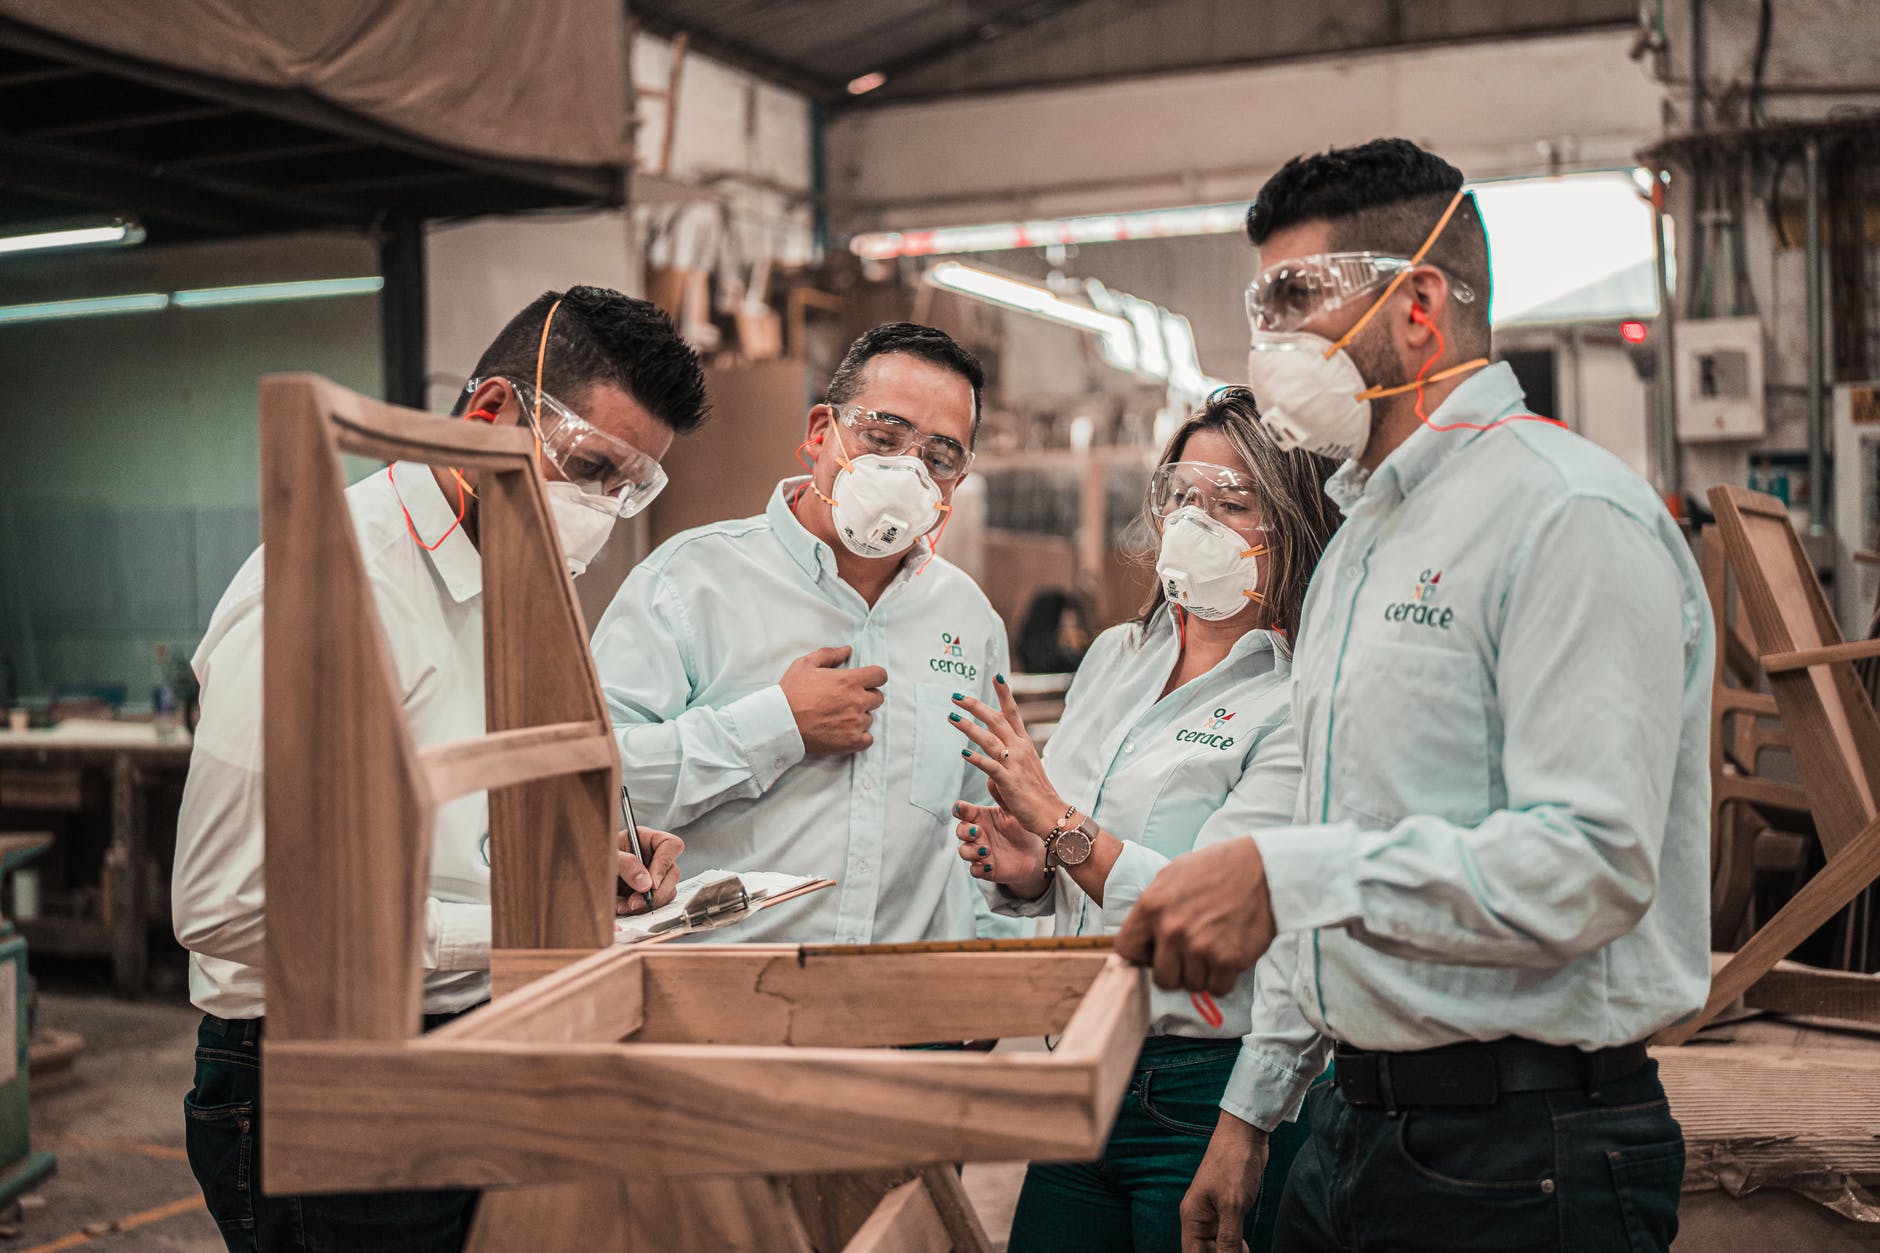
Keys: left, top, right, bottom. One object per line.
{"left": 829, "top": 29, "right": 1661, "bottom": 232}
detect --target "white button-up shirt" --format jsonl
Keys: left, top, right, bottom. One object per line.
{"left": 1233, "top": 363, "right": 1713, "bottom": 1131}
{"left": 173, "top": 464, "right": 494, "bottom": 1019}
{"left": 990, "top": 612, "right": 1301, "bottom": 1116}
{"left": 592, "top": 478, "right": 1010, "bottom": 944}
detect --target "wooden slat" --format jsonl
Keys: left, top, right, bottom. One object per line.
{"left": 491, "top": 948, "right": 596, "bottom": 999}
{"left": 1050, "top": 957, "right": 1148, "bottom": 1148}
{"left": 841, "top": 1180, "right": 948, "bottom": 1253}
{"left": 430, "top": 948, "right": 644, "bottom": 1045}
{"left": 420, "top": 723, "right": 616, "bottom": 802}
{"left": 464, "top": 1182, "right": 631, "bottom": 1253}
{"left": 632, "top": 949, "right": 1111, "bottom": 1046}
{"left": 259, "top": 374, "right": 433, "bottom": 1043}
{"left": 1761, "top": 638, "right": 1880, "bottom": 673}
{"left": 1716, "top": 774, "right": 1811, "bottom": 816}
{"left": 325, "top": 384, "right": 537, "bottom": 468}
{"left": 261, "top": 1039, "right": 1108, "bottom": 1192}
{"left": 1742, "top": 963, "right": 1880, "bottom": 1022}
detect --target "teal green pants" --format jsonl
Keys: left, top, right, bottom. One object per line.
{"left": 1008, "top": 1036, "right": 1315, "bottom": 1253}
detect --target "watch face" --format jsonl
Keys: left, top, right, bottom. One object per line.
{"left": 1055, "top": 824, "right": 1096, "bottom": 866}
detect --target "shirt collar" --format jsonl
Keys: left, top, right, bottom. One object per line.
{"left": 390, "top": 461, "right": 482, "bottom": 603}
{"left": 768, "top": 476, "right": 935, "bottom": 588}
{"left": 1325, "top": 361, "right": 1528, "bottom": 512}
{"left": 1147, "top": 606, "right": 1286, "bottom": 671}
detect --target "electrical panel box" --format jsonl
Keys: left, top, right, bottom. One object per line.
{"left": 1831, "top": 381, "right": 1880, "bottom": 633}
{"left": 1676, "top": 317, "right": 1766, "bottom": 442}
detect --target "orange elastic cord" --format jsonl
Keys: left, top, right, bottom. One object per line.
{"left": 912, "top": 500, "right": 952, "bottom": 575}
{"left": 1191, "top": 990, "right": 1225, "bottom": 1028}
{"left": 530, "top": 298, "right": 563, "bottom": 461}
{"left": 1240, "top": 543, "right": 1269, "bottom": 604}
{"left": 1324, "top": 185, "right": 1471, "bottom": 361}
{"left": 393, "top": 408, "right": 498, "bottom": 550}
{"left": 1400, "top": 310, "right": 1564, "bottom": 435}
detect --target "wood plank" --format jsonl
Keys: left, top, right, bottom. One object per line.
{"left": 620, "top": 1177, "right": 815, "bottom": 1253}
{"left": 632, "top": 949, "right": 1110, "bottom": 1046}
{"left": 261, "top": 1039, "right": 1107, "bottom": 1192}
{"left": 1050, "top": 957, "right": 1147, "bottom": 1146}
{"left": 841, "top": 1179, "right": 948, "bottom": 1253}
{"left": 491, "top": 948, "right": 595, "bottom": 999}
{"left": 430, "top": 948, "right": 645, "bottom": 1044}
{"left": 420, "top": 723, "right": 617, "bottom": 802}
{"left": 917, "top": 1163, "right": 995, "bottom": 1253}
{"left": 1743, "top": 963, "right": 1880, "bottom": 1022}
{"left": 1760, "top": 638, "right": 1880, "bottom": 673}
{"left": 465, "top": 1182, "right": 631, "bottom": 1253}
{"left": 259, "top": 373, "right": 433, "bottom": 1042}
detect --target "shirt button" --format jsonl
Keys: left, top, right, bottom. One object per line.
{"left": 1345, "top": 563, "right": 1360, "bottom": 578}
{"left": 1124, "top": 743, "right": 1136, "bottom": 754}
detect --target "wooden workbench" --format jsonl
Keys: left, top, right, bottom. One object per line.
{"left": 0, "top": 723, "right": 192, "bottom": 995}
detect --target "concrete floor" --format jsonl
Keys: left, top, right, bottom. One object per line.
{"left": 10, "top": 989, "right": 1029, "bottom": 1253}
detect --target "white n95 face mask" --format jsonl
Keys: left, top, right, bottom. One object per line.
{"left": 831, "top": 453, "right": 945, "bottom": 558}
{"left": 544, "top": 480, "right": 619, "bottom": 577}
{"left": 1246, "top": 329, "right": 1375, "bottom": 462}
{"left": 1155, "top": 506, "right": 1268, "bottom": 621}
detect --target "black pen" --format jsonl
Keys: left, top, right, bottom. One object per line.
{"left": 619, "top": 784, "right": 652, "bottom": 912}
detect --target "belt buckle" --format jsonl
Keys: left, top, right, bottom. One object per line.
{"left": 1334, "top": 1052, "right": 1382, "bottom": 1108}
{"left": 1421, "top": 1047, "right": 1500, "bottom": 1106}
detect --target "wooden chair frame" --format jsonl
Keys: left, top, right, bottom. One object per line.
{"left": 254, "top": 374, "right": 1145, "bottom": 1250}
{"left": 1659, "top": 487, "right": 1880, "bottom": 1044}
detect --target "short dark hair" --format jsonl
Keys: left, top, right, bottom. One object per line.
{"left": 1246, "top": 138, "right": 1491, "bottom": 352}
{"left": 459, "top": 285, "right": 709, "bottom": 433}
{"left": 825, "top": 322, "right": 986, "bottom": 438}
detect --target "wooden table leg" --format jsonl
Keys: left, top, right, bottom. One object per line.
{"left": 108, "top": 754, "right": 146, "bottom": 997}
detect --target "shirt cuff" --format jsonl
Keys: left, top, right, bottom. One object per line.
{"left": 428, "top": 900, "right": 491, "bottom": 974}
{"left": 1254, "top": 823, "right": 1366, "bottom": 934}
{"left": 1093, "top": 840, "right": 1167, "bottom": 929}
{"left": 721, "top": 684, "right": 805, "bottom": 792}
{"left": 984, "top": 875, "right": 1058, "bottom": 918}
{"left": 1219, "top": 1045, "right": 1319, "bottom": 1133}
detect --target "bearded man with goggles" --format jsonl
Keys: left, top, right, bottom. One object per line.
{"left": 1118, "top": 139, "right": 1712, "bottom": 1253}
{"left": 173, "top": 287, "right": 707, "bottom": 1253}
{"left": 592, "top": 322, "right": 1015, "bottom": 949}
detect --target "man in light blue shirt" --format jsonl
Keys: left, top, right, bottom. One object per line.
{"left": 1119, "top": 140, "right": 1710, "bottom": 1252}
{"left": 591, "top": 323, "right": 1010, "bottom": 944}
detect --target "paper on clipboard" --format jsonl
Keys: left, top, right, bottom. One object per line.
{"left": 612, "top": 869, "right": 834, "bottom": 944}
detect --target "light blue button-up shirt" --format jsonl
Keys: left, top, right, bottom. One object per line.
{"left": 1231, "top": 363, "right": 1713, "bottom": 1132}
{"left": 591, "top": 478, "right": 1010, "bottom": 944}
{"left": 991, "top": 611, "right": 1301, "bottom": 1117}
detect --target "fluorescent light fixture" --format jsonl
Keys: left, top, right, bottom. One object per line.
{"left": 847, "top": 71, "right": 887, "bottom": 95}
{"left": 0, "top": 219, "right": 146, "bottom": 258}
{"left": 926, "top": 262, "right": 1130, "bottom": 338}
{"left": 171, "top": 276, "right": 384, "bottom": 308}
{"left": 852, "top": 203, "right": 1246, "bottom": 261}
{"left": 0, "top": 293, "right": 168, "bottom": 324}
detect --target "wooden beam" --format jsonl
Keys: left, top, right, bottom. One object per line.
{"left": 430, "top": 948, "right": 644, "bottom": 1045}
{"left": 841, "top": 1179, "right": 948, "bottom": 1253}
{"left": 1742, "top": 963, "right": 1880, "bottom": 1023}
{"left": 1761, "top": 638, "right": 1880, "bottom": 672}
{"left": 262, "top": 1039, "right": 1109, "bottom": 1192}
{"left": 420, "top": 723, "right": 617, "bottom": 802}
{"left": 1049, "top": 957, "right": 1145, "bottom": 1147}
{"left": 631, "top": 949, "right": 1111, "bottom": 1046}
{"left": 491, "top": 948, "right": 597, "bottom": 998}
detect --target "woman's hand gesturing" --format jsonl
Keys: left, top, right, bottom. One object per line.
{"left": 950, "top": 675, "right": 1068, "bottom": 836}
{"left": 952, "top": 800, "right": 1050, "bottom": 900}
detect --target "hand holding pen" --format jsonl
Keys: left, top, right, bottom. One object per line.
{"left": 617, "top": 785, "right": 685, "bottom": 916}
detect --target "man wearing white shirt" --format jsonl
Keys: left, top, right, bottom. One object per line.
{"left": 592, "top": 323, "right": 1011, "bottom": 945}
{"left": 173, "top": 287, "right": 706, "bottom": 1253}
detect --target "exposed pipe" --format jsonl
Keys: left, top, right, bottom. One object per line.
{"left": 1804, "top": 137, "right": 1826, "bottom": 537}
{"left": 1651, "top": 172, "right": 1681, "bottom": 498}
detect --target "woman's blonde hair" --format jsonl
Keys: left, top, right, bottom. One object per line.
{"left": 1135, "top": 387, "right": 1342, "bottom": 637}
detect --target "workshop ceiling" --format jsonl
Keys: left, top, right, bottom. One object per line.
{"left": 0, "top": 17, "right": 621, "bottom": 245}
{"left": 631, "top": 0, "right": 1639, "bottom": 104}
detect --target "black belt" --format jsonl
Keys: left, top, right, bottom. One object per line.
{"left": 1333, "top": 1038, "right": 1649, "bottom": 1110}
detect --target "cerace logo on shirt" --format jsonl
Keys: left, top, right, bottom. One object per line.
{"left": 929, "top": 630, "right": 978, "bottom": 680}
{"left": 1383, "top": 567, "right": 1455, "bottom": 630}
{"left": 1175, "top": 706, "right": 1238, "bottom": 750}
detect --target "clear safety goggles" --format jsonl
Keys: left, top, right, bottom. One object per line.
{"left": 1149, "top": 461, "right": 1268, "bottom": 527}
{"left": 1244, "top": 251, "right": 1475, "bottom": 335}
{"left": 469, "top": 376, "right": 669, "bottom": 517}
{"left": 837, "top": 406, "right": 974, "bottom": 482}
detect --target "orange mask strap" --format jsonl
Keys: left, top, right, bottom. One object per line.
{"left": 912, "top": 499, "right": 953, "bottom": 575}
{"left": 795, "top": 416, "right": 854, "bottom": 510}
{"left": 1323, "top": 186, "right": 1470, "bottom": 362}
{"left": 1240, "top": 543, "right": 1269, "bottom": 604}
{"left": 395, "top": 407, "right": 498, "bottom": 550}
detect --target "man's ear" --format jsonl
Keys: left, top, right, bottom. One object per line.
{"left": 806, "top": 403, "right": 834, "bottom": 446}
{"left": 465, "top": 378, "right": 518, "bottom": 424}
{"left": 1401, "top": 268, "right": 1449, "bottom": 352}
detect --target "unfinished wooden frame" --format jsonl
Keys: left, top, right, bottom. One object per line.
{"left": 1659, "top": 486, "right": 1880, "bottom": 1045}
{"left": 255, "top": 374, "right": 1146, "bottom": 1250}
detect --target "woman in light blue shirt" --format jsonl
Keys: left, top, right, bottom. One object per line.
{"left": 949, "top": 388, "right": 1339, "bottom": 1253}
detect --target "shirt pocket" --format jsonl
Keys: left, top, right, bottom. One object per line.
{"left": 1333, "top": 640, "right": 1493, "bottom": 829}
{"left": 910, "top": 682, "right": 971, "bottom": 822}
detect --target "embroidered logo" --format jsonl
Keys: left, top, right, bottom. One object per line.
{"left": 929, "top": 630, "right": 978, "bottom": 680}
{"left": 1175, "top": 706, "right": 1239, "bottom": 750}
{"left": 1384, "top": 567, "right": 1455, "bottom": 629}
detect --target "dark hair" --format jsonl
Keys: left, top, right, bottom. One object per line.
{"left": 825, "top": 322, "right": 986, "bottom": 437}
{"left": 1016, "top": 588, "right": 1090, "bottom": 674}
{"left": 459, "top": 285, "right": 709, "bottom": 433}
{"left": 1136, "top": 388, "right": 1341, "bottom": 638}
{"left": 1246, "top": 138, "right": 1491, "bottom": 354}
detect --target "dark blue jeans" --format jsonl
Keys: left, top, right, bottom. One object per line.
{"left": 1274, "top": 1057, "right": 1684, "bottom": 1252}
{"left": 1009, "top": 1036, "right": 1319, "bottom": 1253}
{"left": 185, "top": 1013, "right": 481, "bottom": 1253}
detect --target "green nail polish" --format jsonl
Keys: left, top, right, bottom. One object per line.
{"left": 996, "top": 673, "right": 1006, "bottom": 684}
{"left": 960, "top": 749, "right": 971, "bottom": 757}
{"left": 949, "top": 712, "right": 961, "bottom": 722}
{"left": 969, "top": 826, "right": 978, "bottom": 836}
{"left": 977, "top": 846, "right": 988, "bottom": 856}
{"left": 951, "top": 692, "right": 963, "bottom": 701}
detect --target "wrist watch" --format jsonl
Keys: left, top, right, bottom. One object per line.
{"left": 1045, "top": 808, "right": 1097, "bottom": 868}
